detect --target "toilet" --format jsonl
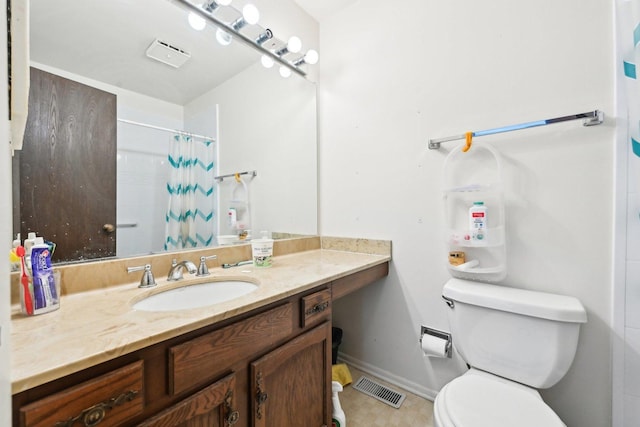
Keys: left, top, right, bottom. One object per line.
{"left": 433, "top": 278, "right": 587, "bottom": 427}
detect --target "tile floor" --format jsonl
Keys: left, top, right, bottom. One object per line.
{"left": 338, "top": 366, "right": 434, "bottom": 427}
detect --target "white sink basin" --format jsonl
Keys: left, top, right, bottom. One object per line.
{"left": 133, "top": 280, "right": 258, "bottom": 312}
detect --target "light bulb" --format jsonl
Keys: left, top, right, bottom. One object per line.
{"left": 216, "top": 28, "right": 232, "bottom": 46}
{"left": 188, "top": 12, "right": 206, "bottom": 31}
{"left": 279, "top": 66, "right": 291, "bottom": 78}
{"left": 242, "top": 4, "right": 260, "bottom": 25}
{"left": 287, "top": 36, "right": 302, "bottom": 53}
{"left": 261, "top": 55, "right": 274, "bottom": 68}
{"left": 304, "top": 49, "right": 319, "bottom": 65}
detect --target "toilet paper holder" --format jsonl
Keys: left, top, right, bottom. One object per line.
{"left": 421, "top": 326, "right": 452, "bottom": 358}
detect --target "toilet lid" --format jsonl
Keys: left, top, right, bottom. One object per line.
{"left": 437, "top": 373, "right": 565, "bottom": 427}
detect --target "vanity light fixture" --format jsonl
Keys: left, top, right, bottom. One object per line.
{"left": 190, "top": 0, "right": 230, "bottom": 30}
{"left": 203, "top": 0, "right": 231, "bottom": 13}
{"left": 255, "top": 29, "right": 273, "bottom": 45}
{"left": 275, "top": 36, "right": 302, "bottom": 57}
{"left": 174, "top": 0, "right": 318, "bottom": 78}
{"left": 229, "top": 4, "right": 260, "bottom": 31}
{"left": 292, "top": 49, "right": 319, "bottom": 66}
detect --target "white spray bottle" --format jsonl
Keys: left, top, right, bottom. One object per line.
{"left": 332, "top": 381, "right": 346, "bottom": 427}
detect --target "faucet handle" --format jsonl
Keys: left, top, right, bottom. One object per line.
{"left": 127, "top": 264, "right": 157, "bottom": 288}
{"left": 197, "top": 255, "right": 218, "bottom": 276}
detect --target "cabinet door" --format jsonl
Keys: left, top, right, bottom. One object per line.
{"left": 138, "top": 373, "right": 239, "bottom": 427}
{"left": 250, "top": 322, "right": 331, "bottom": 427}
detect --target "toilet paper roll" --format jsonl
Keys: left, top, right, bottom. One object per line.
{"left": 421, "top": 334, "right": 449, "bottom": 358}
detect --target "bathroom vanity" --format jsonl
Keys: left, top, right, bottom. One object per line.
{"left": 10, "top": 238, "right": 390, "bottom": 427}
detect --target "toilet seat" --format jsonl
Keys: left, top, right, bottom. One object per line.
{"left": 434, "top": 370, "right": 566, "bottom": 427}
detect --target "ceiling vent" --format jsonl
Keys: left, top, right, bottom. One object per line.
{"left": 145, "top": 39, "right": 191, "bottom": 68}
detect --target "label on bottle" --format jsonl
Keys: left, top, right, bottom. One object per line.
{"left": 228, "top": 208, "right": 237, "bottom": 228}
{"left": 469, "top": 203, "right": 488, "bottom": 242}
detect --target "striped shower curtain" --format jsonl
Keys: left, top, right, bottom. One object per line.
{"left": 621, "top": 0, "right": 640, "bottom": 157}
{"left": 164, "top": 134, "right": 216, "bottom": 251}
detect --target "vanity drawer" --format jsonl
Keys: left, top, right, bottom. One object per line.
{"left": 301, "top": 288, "right": 331, "bottom": 328}
{"left": 19, "top": 360, "right": 144, "bottom": 427}
{"left": 169, "top": 302, "right": 293, "bottom": 396}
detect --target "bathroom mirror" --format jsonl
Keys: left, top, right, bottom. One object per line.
{"left": 14, "top": 0, "right": 318, "bottom": 263}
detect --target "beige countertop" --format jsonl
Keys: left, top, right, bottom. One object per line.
{"left": 11, "top": 247, "right": 390, "bottom": 395}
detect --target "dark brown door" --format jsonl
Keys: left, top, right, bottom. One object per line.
{"left": 19, "top": 67, "right": 116, "bottom": 262}
{"left": 250, "top": 323, "right": 331, "bottom": 427}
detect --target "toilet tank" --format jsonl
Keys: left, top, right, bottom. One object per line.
{"left": 442, "top": 278, "right": 587, "bottom": 389}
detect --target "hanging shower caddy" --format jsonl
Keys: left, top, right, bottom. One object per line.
{"left": 434, "top": 109, "right": 605, "bottom": 281}
{"left": 442, "top": 143, "right": 506, "bottom": 282}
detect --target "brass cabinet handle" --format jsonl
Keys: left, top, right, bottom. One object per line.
{"left": 55, "top": 390, "right": 139, "bottom": 427}
{"left": 102, "top": 224, "right": 115, "bottom": 234}
{"left": 224, "top": 389, "right": 240, "bottom": 426}
{"left": 305, "top": 301, "right": 329, "bottom": 316}
{"left": 255, "top": 372, "right": 268, "bottom": 420}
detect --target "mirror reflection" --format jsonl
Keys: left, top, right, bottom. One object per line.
{"left": 14, "top": 0, "right": 318, "bottom": 263}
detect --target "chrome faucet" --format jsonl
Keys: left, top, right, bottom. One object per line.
{"left": 167, "top": 259, "right": 198, "bottom": 281}
{"left": 127, "top": 264, "right": 157, "bottom": 288}
{"left": 197, "top": 255, "right": 218, "bottom": 277}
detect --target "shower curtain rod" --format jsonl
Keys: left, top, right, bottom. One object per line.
{"left": 117, "top": 118, "right": 216, "bottom": 142}
{"left": 427, "top": 110, "right": 604, "bottom": 150}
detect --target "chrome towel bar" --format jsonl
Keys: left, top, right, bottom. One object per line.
{"left": 428, "top": 110, "right": 604, "bottom": 150}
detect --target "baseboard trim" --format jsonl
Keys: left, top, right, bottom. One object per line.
{"left": 337, "top": 352, "right": 438, "bottom": 401}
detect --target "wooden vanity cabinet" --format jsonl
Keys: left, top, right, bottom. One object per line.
{"left": 12, "top": 262, "right": 389, "bottom": 427}
{"left": 13, "top": 286, "right": 333, "bottom": 427}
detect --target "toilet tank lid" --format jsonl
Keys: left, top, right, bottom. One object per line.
{"left": 442, "top": 279, "right": 587, "bottom": 323}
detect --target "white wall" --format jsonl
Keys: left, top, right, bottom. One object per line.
{"left": 319, "top": 1, "right": 614, "bottom": 426}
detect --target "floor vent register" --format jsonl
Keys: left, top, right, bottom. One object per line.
{"left": 352, "top": 376, "right": 406, "bottom": 409}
